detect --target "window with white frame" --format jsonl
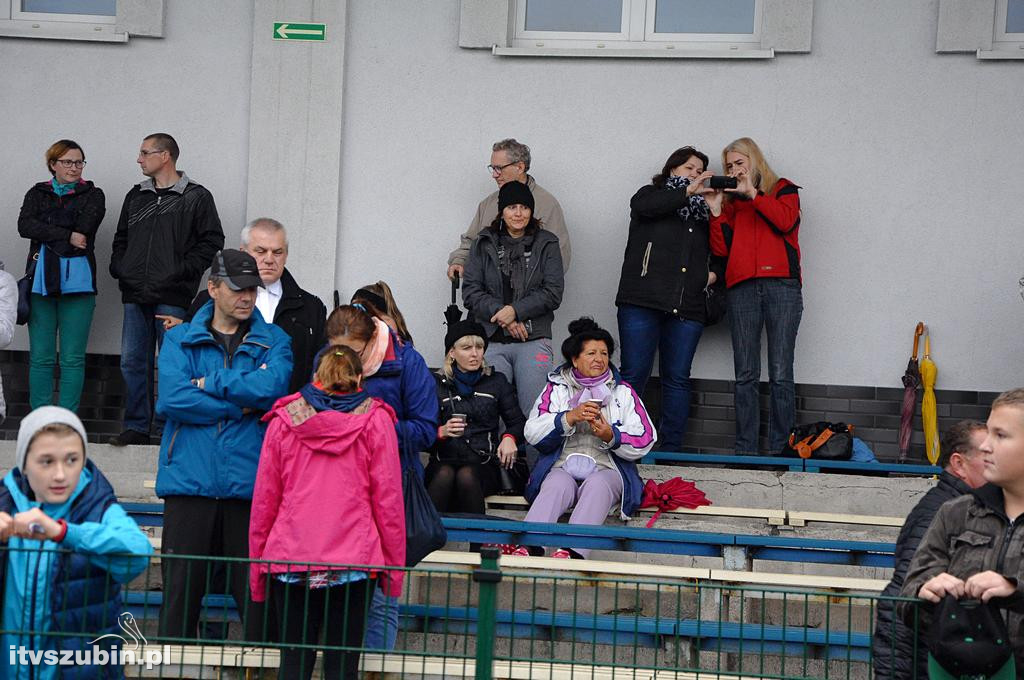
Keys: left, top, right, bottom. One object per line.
{"left": 993, "top": 0, "right": 1024, "bottom": 49}
{"left": 512, "top": 0, "right": 764, "bottom": 51}
{"left": 0, "top": 0, "right": 164, "bottom": 42}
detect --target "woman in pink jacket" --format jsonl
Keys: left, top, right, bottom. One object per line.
{"left": 249, "top": 345, "right": 406, "bottom": 680}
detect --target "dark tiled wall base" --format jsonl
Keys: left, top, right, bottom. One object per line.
{"left": 650, "top": 378, "right": 999, "bottom": 463}
{"left": 0, "top": 351, "right": 1000, "bottom": 462}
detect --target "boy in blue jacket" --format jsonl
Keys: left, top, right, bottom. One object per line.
{"left": 0, "top": 406, "right": 153, "bottom": 680}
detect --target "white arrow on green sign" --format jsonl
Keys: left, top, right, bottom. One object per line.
{"left": 273, "top": 22, "right": 326, "bottom": 41}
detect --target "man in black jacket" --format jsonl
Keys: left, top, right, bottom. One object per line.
{"left": 184, "top": 218, "right": 326, "bottom": 394}
{"left": 871, "top": 420, "right": 988, "bottom": 680}
{"left": 109, "top": 134, "right": 224, "bottom": 446}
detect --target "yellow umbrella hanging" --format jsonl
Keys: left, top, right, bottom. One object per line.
{"left": 920, "top": 330, "right": 940, "bottom": 465}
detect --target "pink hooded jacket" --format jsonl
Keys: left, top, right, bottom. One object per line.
{"left": 249, "top": 392, "right": 406, "bottom": 601}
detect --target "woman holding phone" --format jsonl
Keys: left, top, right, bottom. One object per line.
{"left": 426, "top": 319, "right": 526, "bottom": 515}
{"left": 506, "top": 318, "right": 656, "bottom": 559}
{"left": 615, "top": 145, "right": 725, "bottom": 452}
{"left": 706, "top": 137, "right": 803, "bottom": 456}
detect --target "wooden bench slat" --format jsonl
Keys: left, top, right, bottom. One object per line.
{"left": 787, "top": 510, "right": 904, "bottom": 528}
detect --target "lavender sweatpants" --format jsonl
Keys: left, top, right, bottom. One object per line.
{"left": 524, "top": 467, "right": 622, "bottom": 558}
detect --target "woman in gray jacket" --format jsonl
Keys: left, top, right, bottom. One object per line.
{"left": 462, "top": 181, "right": 564, "bottom": 421}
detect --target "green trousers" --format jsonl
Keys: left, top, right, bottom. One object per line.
{"left": 28, "top": 293, "right": 96, "bottom": 412}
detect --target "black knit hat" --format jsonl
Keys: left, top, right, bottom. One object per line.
{"left": 498, "top": 180, "right": 535, "bottom": 213}
{"left": 927, "top": 596, "right": 1014, "bottom": 680}
{"left": 445, "top": 319, "right": 488, "bottom": 354}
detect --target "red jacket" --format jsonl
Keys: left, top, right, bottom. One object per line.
{"left": 249, "top": 393, "right": 406, "bottom": 601}
{"left": 709, "top": 178, "right": 802, "bottom": 287}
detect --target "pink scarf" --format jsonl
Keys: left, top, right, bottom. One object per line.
{"left": 361, "top": 317, "right": 391, "bottom": 377}
{"left": 567, "top": 368, "right": 613, "bottom": 408}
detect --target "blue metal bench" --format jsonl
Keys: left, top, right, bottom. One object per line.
{"left": 642, "top": 451, "right": 940, "bottom": 477}
{"left": 120, "top": 593, "right": 870, "bottom": 661}
{"left": 125, "top": 506, "right": 896, "bottom": 568}
{"left": 404, "top": 604, "right": 871, "bottom": 661}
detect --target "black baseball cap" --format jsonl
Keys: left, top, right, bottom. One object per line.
{"left": 927, "top": 596, "right": 1015, "bottom": 680}
{"left": 210, "top": 249, "right": 264, "bottom": 291}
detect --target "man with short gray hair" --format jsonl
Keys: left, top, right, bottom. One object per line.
{"left": 185, "top": 217, "right": 326, "bottom": 393}
{"left": 446, "top": 138, "right": 571, "bottom": 280}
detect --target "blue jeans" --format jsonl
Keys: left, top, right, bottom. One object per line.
{"left": 363, "top": 588, "right": 399, "bottom": 650}
{"left": 726, "top": 279, "right": 803, "bottom": 454}
{"left": 616, "top": 304, "right": 703, "bottom": 449}
{"left": 120, "top": 302, "right": 187, "bottom": 435}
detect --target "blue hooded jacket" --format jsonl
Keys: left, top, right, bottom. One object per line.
{"left": 314, "top": 328, "right": 436, "bottom": 476}
{"left": 155, "top": 302, "right": 293, "bottom": 499}
{"left": 0, "top": 461, "right": 152, "bottom": 680}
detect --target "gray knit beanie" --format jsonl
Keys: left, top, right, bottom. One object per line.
{"left": 16, "top": 406, "right": 88, "bottom": 470}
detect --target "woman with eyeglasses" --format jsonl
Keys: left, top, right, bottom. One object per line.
{"left": 615, "top": 146, "right": 725, "bottom": 453}
{"left": 17, "top": 139, "right": 106, "bottom": 413}
{"left": 706, "top": 137, "right": 803, "bottom": 456}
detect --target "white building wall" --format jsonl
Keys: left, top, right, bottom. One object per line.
{"left": 0, "top": 1, "right": 1021, "bottom": 394}
{"left": 0, "top": 1, "right": 254, "bottom": 353}
{"left": 336, "top": 0, "right": 1024, "bottom": 391}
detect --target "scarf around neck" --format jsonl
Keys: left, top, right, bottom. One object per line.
{"left": 451, "top": 365, "right": 483, "bottom": 397}
{"left": 51, "top": 178, "right": 77, "bottom": 197}
{"left": 665, "top": 175, "right": 709, "bottom": 223}
{"left": 497, "top": 228, "right": 535, "bottom": 302}
{"left": 300, "top": 382, "right": 368, "bottom": 413}
{"left": 567, "top": 368, "right": 614, "bottom": 409}
{"left": 361, "top": 317, "right": 392, "bottom": 377}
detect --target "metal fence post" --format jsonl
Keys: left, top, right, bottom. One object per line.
{"left": 473, "top": 546, "right": 502, "bottom": 680}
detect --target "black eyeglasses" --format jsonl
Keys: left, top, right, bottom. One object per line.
{"left": 486, "top": 162, "right": 518, "bottom": 175}
{"left": 55, "top": 160, "right": 86, "bottom": 168}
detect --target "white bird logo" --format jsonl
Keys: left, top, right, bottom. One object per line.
{"left": 88, "top": 612, "right": 147, "bottom": 650}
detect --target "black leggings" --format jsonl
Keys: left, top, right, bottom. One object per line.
{"left": 272, "top": 578, "right": 372, "bottom": 680}
{"left": 426, "top": 463, "right": 490, "bottom": 514}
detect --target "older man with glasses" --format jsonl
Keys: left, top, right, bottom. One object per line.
{"left": 108, "top": 133, "right": 225, "bottom": 446}
{"left": 446, "top": 138, "right": 571, "bottom": 281}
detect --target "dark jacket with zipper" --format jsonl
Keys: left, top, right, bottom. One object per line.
{"left": 187, "top": 268, "right": 326, "bottom": 394}
{"left": 18, "top": 179, "right": 106, "bottom": 295}
{"left": 873, "top": 471, "right": 972, "bottom": 680}
{"left": 462, "top": 226, "right": 564, "bottom": 342}
{"left": 899, "top": 483, "right": 1024, "bottom": 677}
{"left": 109, "top": 173, "right": 224, "bottom": 308}
{"left": 615, "top": 183, "right": 725, "bottom": 323}
{"left": 155, "top": 300, "right": 292, "bottom": 500}
{"left": 430, "top": 368, "right": 526, "bottom": 466}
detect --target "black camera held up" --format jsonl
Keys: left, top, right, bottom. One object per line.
{"left": 708, "top": 175, "right": 738, "bottom": 190}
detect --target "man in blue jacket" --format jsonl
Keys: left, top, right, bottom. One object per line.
{"left": 155, "top": 249, "right": 292, "bottom": 641}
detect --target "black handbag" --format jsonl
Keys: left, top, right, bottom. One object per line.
{"left": 496, "top": 455, "right": 530, "bottom": 496}
{"left": 704, "top": 280, "right": 727, "bottom": 326}
{"left": 780, "top": 422, "right": 854, "bottom": 460}
{"left": 403, "top": 466, "right": 447, "bottom": 566}
{"left": 16, "top": 252, "right": 38, "bottom": 326}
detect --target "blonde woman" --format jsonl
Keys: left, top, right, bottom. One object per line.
{"left": 706, "top": 137, "right": 803, "bottom": 456}
{"left": 426, "top": 319, "right": 526, "bottom": 515}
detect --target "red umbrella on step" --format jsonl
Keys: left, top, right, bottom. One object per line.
{"left": 898, "top": 322, "right": 925, "bottom": 463}
{"left": 638, "top": 478, "right": 711, "bottom": 528}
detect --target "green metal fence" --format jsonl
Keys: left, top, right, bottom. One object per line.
{"left": 0, "top": 545, "right": 923, "bottom": 679}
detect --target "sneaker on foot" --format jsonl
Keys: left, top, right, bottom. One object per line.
{"left": 109, "top": 430, "right": 151, "bottom": 446}
{"left": 510, "top": 546, "right": 530, "bottom": 557}
{"left": 551, "top": 549, "right": 572, "bottom": 559}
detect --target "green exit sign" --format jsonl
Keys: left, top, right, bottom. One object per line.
{"left": 273, "top": 22, "right": 326, "bottom": 41}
